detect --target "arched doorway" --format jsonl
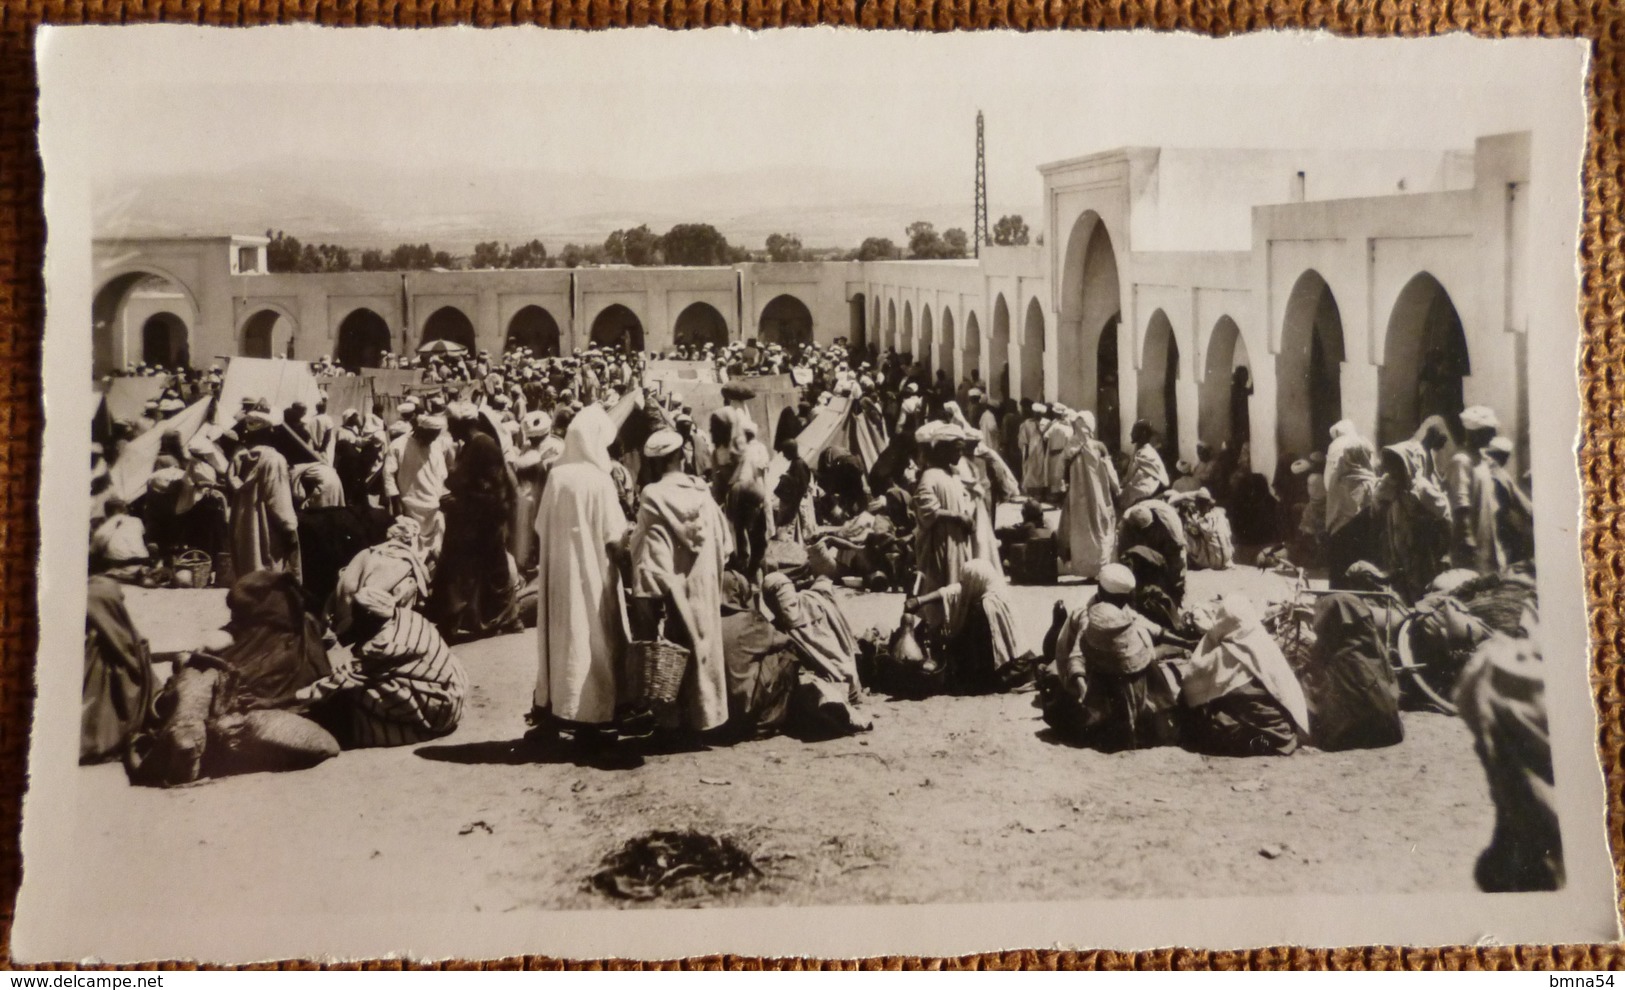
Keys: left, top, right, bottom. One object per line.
{"left": 759, "top": 294, "right": 813, "bottom": 349}
{"left": 1097, "top": 315, "right": 1122, "bottom": 452}
{"left": 1059, "top": 213, "right": 1122, "bottom": 410}
{"left": 964, "top": 312, "right": 982, "bottom": 393}
{"left": 92, "top": 271, "right": 199, "bottom": 377}
{"left": 849, "top": 293, "right": 867, "bottom": 351}
{"left": 421, "top": 306, "right": 477, "bottom": 352}
{"left": 1276, "top": 270, "right": 1346, "bottom": 457}
{"left": 991, "top": 295, "right": 1011, "bottom": 401}
{"left": 1378, "top": 273, "right": 1471, "bottom": 445}
{"left": 335, "top": 309, "right": 393, "bottom": 371}
{"left": 902, "top": 302, "right": 914, "bottom": 360}
{"left": 673, "top": 302, "right": 729, "bottom": 350}
{"left": 887, "top": 300, "right": 899, "bottom": 353}
{"left": 505, "top": 305, "right": 562, "bottom": 357}
{"left": 590, "top": 304, "right": 646, "bottom": 352}
{"left": 240, "top": 308, "right": 297, "bottom": 360}
{"left": 920, "top": 308, "right": 936, "bottom": 378}
{"left": 939, "top": 309, "right": 957, "bottom": 382}
{"left": 1021, "top": 298, "right": 1045, "bottom": 400}
{"left": 1199, "top": 316, "right": 1252, "bottom": 457}
{"left": 141, "top": 312, "right": 190, "bottom": 369}
{"left": 1139, "top": 311, "right": 1181, "bottom": 466}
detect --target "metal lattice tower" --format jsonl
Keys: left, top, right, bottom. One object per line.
{"left": 973, "top": 111, "right": 989, "bottom": 258}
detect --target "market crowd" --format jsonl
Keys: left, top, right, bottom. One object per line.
{"left": 82, "top": 331, "right": 1555, "bottom": 894}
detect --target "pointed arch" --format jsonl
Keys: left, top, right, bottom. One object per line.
{"left": 1277, "top": 270, "right": 1346, "bottom": 456}
{"left": 506, "top": 305, "right": 562, "bottom": 357}
{"left": 1378, "top": 273, "right": 1470, "bottom": 445}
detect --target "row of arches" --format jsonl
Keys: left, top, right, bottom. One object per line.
{"left": 1034, "top": 211, "right": 1476, "bottom": 464}
{"left": 873, "top": 293, "right": 1048, "bottom": 402}
{"left": 93, "top": 268, "right": 823, "bottom": 375}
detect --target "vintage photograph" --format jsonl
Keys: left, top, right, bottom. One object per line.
{"left": 17, "top": 27, "right": 1616, "bottom": 961}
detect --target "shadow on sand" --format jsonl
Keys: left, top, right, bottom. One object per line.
{"left": 414, "top": 735, "right": 647, "bottom": 771}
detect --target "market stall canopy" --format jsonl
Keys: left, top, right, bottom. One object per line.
{"left": 211, "top": 358, "right": 323, "bottom": 430}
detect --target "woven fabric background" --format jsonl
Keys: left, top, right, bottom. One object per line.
{"left": 0, "top": 1, "right": 1620, "bottom": 970}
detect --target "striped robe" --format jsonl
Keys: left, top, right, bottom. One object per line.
{"left": 300, "top": 608, "right": 467, "bottom": 748}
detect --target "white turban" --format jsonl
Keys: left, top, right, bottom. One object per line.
{"left": 643, "top": 429, "right": 684, "bottom": 459}
{"left": 1460, "top": 406, "right": 1499, "bottom": 432}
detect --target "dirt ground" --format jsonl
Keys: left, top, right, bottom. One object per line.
{"left": 70, "top": 567, "right": 1495, "bottom": 924}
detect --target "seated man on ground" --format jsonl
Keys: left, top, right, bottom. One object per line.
{"left": 996, "top": 500, "right": 1058, "bottom": 586}
{"left": 1039, "top": 600, "right": 1183, "bottom": 753}
{"left": 90, "top": 498, "right": 151, "bottom": 583}
{"left": 328, "top": 516, "right": 430, "bottom": 642}
{"left": 902, "top": 559, "right": 1026, "bottom": 695}
{"left": 298, "top": 588, "right": 469, "bottom": 748}
{"left": 1172, "top": 488, "right": 1235, "bottom": 571}
{"left": 759, "top": 573, "right": 871, "bottom": 737}
{"left": 1097, "top": 557, "right": 1199, "bottom": 648}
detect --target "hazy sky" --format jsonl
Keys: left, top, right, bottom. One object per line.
{"left": 37, "top": 28, "right": 1584, "bottom": 245}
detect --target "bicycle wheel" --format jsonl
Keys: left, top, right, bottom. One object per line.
{"left": 1394, "top": 613, "right": 1459, "bottom": 716}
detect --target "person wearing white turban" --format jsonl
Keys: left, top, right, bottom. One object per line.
{"left": 1448, "top": 404, "right": 1515, "bottom": 572}
{"left": 227, "top": 413, "right": 302, "bottom": 581}
{"left": 628, "top": 418, "right": 735, "bottom": 734}
{"left": 1018, "top": 403, "right": 1048, "bottom": 496}
{"left": 912, "top": 419, "right": 978, "bottom": 623}
{"left": 295, "top": 585, "right": 468, "bottom": 749}
{"left": 391, "top": 412, "right": 454, "bottom": 562}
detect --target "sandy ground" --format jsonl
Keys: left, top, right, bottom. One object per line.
{"left": 70, "top": 566, "right": 1496, "bottom": 922}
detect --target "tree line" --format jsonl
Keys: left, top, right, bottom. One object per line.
{"left": 263, "top": 215, "right": 1032, "bottom": 274}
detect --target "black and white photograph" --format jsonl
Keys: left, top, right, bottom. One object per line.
{"left": 16, "top": 26, "right": 1617, "bottom": 961}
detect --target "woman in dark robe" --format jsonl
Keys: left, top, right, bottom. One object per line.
{"left": 425, "top": 412, "right": 522, "bottom": 644}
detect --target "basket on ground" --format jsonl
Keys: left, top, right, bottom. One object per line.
{"left": 172, "top": 550, "right": 212, "bottom": 590}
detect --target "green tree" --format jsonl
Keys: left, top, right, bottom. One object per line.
{"left": 359, "top": 248, "right": 386, "bottom": 272}
{"left": 265, "top": 230, "right": 302, "bottom": 272}
{"left": 853, "top": 236, "right": 898, "bottom": 261}
{"left": 993, "top": 215, "right": 1030, "bottom": 246}
{"left": 906, "top": 221, "right": 946, "bottom": 259}
{"left": 623, "top": 225, "right": 660, "bottom": 266}
{"left": 942, "top": 227, "right": 970, "bottom": 259}
{"left": 470, "top": 241, "right": 508, "bottom": 269}
{"left": 603, "top": 230, "right": 626, "bottom": 264}
{"left": 765, "top": 232, "right": 804, "bottom": 263}
{"left": 661, "top": 223, "right": 732, "bottom": 266}
{"left": 507, "top": 239, "right": 548, "bottom": 269}
{"left": 432, "top": 250, "right": 455, "bottom": 269}
{"left": 389, "top": 243, "right": 436, "bottom": 270}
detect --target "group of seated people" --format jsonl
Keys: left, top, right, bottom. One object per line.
{"left": 84, "top": 560, "right": 472, "bottom": 785}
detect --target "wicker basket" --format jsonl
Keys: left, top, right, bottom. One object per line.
{"left": 629, "top": 638, "right": 692, "bottom": 709}
{"left": 172, "top": 550, "right": 212, "bottom": 590}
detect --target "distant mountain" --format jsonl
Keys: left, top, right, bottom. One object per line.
{"left": 92, "top": 159, "right": 1040, "bottom": 253}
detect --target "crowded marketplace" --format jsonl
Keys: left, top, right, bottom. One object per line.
{"left": 82, "top": 315, "right": 1549, "bottom": 895}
